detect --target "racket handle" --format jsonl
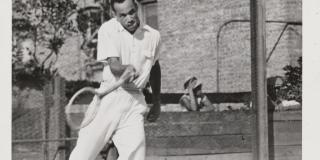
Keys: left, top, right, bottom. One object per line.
{"left": 96, "top": 78, "right": 126, "bottom": 98}
{"left": 97, "top": 67, "right": 134, "bottom": 97}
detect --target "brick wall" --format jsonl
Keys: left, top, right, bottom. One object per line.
{"left": 155, "top": 0, "right": 302, "bottom": 93}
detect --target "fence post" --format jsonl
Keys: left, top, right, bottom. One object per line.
{"left": 250, "top": 0, "right": 269, "bottom": 159}
{"left": 43, "top": 80, "right": 53, "bottom": 160}
{"left": 47, "top": 75, "right": 67, "bottom": 160}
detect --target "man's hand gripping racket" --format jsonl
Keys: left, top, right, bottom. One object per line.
{"left": 65, "top": 66, "right": 136, "bottom": 130}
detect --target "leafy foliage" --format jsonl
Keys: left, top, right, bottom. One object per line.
{"left": 278, "top": 57, "right": 302, "bottom": 103}
{"left": 12, "top": 0, "right": 78, "bottom": 89}
{"left": 12, "top": 0, "right": 114, "bottom": 106}
{"left": 12, "top": 59, "right": 51, "bottom": 90}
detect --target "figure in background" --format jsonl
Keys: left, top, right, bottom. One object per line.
{"left": 179, "top": 76, "right": 215, "bottom": 111}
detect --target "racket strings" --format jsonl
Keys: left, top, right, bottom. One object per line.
{"left": 80, "top": 96, "right": 101, "bottom": 129}
{"left": 65, "top": 87, "right": 98, "bottom": 130}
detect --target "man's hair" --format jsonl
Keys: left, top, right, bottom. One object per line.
{"left": 110, "top": 0, "right": 137, "bottom": 12}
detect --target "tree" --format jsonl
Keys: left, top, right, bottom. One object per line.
{"left": 12, "top": 0, "right": 112, "bottom": 89}
{"left": 12, "top": 2, "right": 84, "bottom": 159}
{"left": 12, "top": 0, "right": 78, "bottom": 89}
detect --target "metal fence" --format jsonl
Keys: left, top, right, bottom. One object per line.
{"left": 12, "top": 78, "right": 117, "bottom": 160}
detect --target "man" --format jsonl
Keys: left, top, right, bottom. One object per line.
{"left": 69, "top": 0, "right": 161, "bottom": 159}
{"left": 179, "top": 76, "right": 214, "bottom": 111}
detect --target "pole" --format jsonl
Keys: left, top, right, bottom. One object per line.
{"left": 216, "top": 36, "right": 220, "bottom": 111}
{"left": 250, "top": 0, "right": 269, "bottom": 159}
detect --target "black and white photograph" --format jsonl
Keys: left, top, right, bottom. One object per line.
{"left": 3, "top": 0, "right": 320, "bottom": 159}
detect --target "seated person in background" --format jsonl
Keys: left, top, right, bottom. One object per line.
{"left": 267, "top": 76, "right": 301, "bottom": 111}
{"left": 267, "top": 76, "right": 283, "bottom": 111}
{"left": 179, "top": 76, "right": 214, "bottom": 111}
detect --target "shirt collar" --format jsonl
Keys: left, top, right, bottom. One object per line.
{"left": 116, "top": 19, "right": 147, "bottom": 33}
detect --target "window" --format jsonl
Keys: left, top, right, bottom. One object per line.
{"left": 140, "top": 0, "right": 158, "bottom": 29}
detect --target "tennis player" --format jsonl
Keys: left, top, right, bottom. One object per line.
{"left": 69, "top": 0, "right": 161, "bottom": 159}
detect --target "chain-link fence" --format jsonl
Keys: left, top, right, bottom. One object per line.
{"left": 13, "top": 78, "right": 68, "bottom": 160}
{"left": 12, "top": 77, "right": 118, "bottom": 160}
{"left": 12, "top": 105, "right": 113, "bottom": 160}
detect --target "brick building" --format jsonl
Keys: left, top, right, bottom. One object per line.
{"left": 141, "top": 0, "right": 302, "bottom": 94}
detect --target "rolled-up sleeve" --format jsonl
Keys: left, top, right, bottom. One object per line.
{"left": 97, "top": 27, "right": 120, "bottom": 61}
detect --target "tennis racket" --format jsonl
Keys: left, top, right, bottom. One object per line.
{"left": 65, "top": 67, "right": 134, "bottom": 130}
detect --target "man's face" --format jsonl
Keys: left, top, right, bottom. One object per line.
{"left": 113, "top": 0, "right": 140, "bottom": 33}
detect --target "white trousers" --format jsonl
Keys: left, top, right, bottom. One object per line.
{"left": 69, "top": 87, "right": 148, "bottom": 160}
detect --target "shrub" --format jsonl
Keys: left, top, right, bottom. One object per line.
{"left": 278, "top": 57, "right": 302, "bottom": 103}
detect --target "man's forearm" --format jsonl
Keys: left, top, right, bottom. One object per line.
{"left": 110, "top": 64, "right": 129, "bottom": 78}
{"left": 149, "top": 60, "right": 161, "bottom": 100}
{"left": 107, "top": 57, "right": 131, "bottom": 78}
{"left": 146, "top": 60, "right": 161, "bottom": 122}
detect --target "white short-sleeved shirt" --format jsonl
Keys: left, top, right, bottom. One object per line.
{"left": 97, "top": 18, "right": 161, "bottom": 89}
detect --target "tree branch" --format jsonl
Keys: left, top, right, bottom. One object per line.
{"left": 41, "top": 50, "right": 54, "bottom": 69}
{"left": 81, "top": 29, "right": 98, "bottom": 49}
